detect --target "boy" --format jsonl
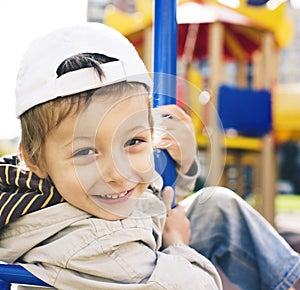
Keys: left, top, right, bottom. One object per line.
{"left": 0, "top": 23, "right": 221, "bottom": 289}
{"left": 0, "top": 23, "right": 299, "bottom": 289}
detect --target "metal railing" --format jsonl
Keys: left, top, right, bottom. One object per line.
{"left": 0, "top": 264, "right": 50, "bottom": 289}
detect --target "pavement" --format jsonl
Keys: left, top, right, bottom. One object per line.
{"left": 276, "top": 211, "right": 300, "bottom": 235}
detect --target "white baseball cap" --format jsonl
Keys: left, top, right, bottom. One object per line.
{"left": 15, "top": 22, "right": 152, "bottom": 118}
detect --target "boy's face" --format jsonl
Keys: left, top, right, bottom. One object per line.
{"left": 42, "top": 92, "right": 154, "bottom": 220}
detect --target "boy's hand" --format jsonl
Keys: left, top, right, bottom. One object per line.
{"left": 154, "top": 105, "right": 196, "bottom": 174}
{"left": 161, "top": 187, "right": 191, "bottom": 247}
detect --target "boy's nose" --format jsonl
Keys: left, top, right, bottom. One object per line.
{"left": 99, "top": 158, "right": 126, "bottom": 184}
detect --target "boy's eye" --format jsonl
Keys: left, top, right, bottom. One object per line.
{"left": 73, "top": 148, "right": 96, "bottom": 157}
{"left": 124, "top": 138, "right": 144, "bottom": 148}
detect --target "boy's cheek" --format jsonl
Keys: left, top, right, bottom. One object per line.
{"left": 128, "top": 151, "right": 154, "bottom": 176}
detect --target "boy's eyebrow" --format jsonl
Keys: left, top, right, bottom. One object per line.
{"left": 63, "top": 136, "right": 94, "bottom": 148}
{"left": 125, "top": 125, "right": 150, "bottom": 134}
{"left": 62, "top": 126, "right": 150, "bottom": 149}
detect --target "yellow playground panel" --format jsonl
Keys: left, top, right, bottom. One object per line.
{"left": 274, "top": 83, "right": 300, "bottom": 143}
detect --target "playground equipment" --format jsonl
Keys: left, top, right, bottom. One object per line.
{"left": 217, "top": 85, "right": 272, "bottom": 138}
{"left": 175, "top": 0, "right": 289, "bottom": 224}
{"left": 0, "top": 264, "right": 49, "bottom": 289}
{"left": 104, "top": 1, "right": 300, "bottom": 231}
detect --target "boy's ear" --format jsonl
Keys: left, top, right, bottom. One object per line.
{"left": 19, "top": 146, "right": 48, "bottom": 179}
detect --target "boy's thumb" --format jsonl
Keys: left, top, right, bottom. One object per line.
{"left": 162, "top": 186, "right": 174, "bottom": 211}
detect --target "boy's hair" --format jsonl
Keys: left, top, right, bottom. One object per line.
{"left": 20, "top": 53, "right": 151, "bottom": 171}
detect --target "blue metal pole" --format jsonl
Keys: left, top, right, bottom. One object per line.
{"left": 153, "top": 0, "right": 177, "bottom": 107}
{"left": 153, "top": 0, "right": 177, "bottom": 207}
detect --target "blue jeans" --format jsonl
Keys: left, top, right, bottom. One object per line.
{"left": 180, "top": 186, "right": 300, "bottom": 290}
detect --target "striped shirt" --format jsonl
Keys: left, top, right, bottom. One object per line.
{"left": 0, "top": 154, "right": 64, "bottom": 228}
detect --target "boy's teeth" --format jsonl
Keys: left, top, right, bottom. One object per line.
{"left": 100, "top": 191, "right": 128, "bottom": 199}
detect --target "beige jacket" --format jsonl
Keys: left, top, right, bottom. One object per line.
{"left": 0, "top": 190, "right": 221, "bottom": 290}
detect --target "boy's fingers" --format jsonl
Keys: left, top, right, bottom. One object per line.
{"left": 156, "top": 105, "right": 191, "bottom": 121}
{"left": 162, "top": 186, "right": 174, "bottom": 212}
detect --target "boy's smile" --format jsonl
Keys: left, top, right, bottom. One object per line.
{"left": 41, "top": 91, "right": 154, "bottom": 220}
{"left": 92, "top": 187, "right": 135, "bottom": 204}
